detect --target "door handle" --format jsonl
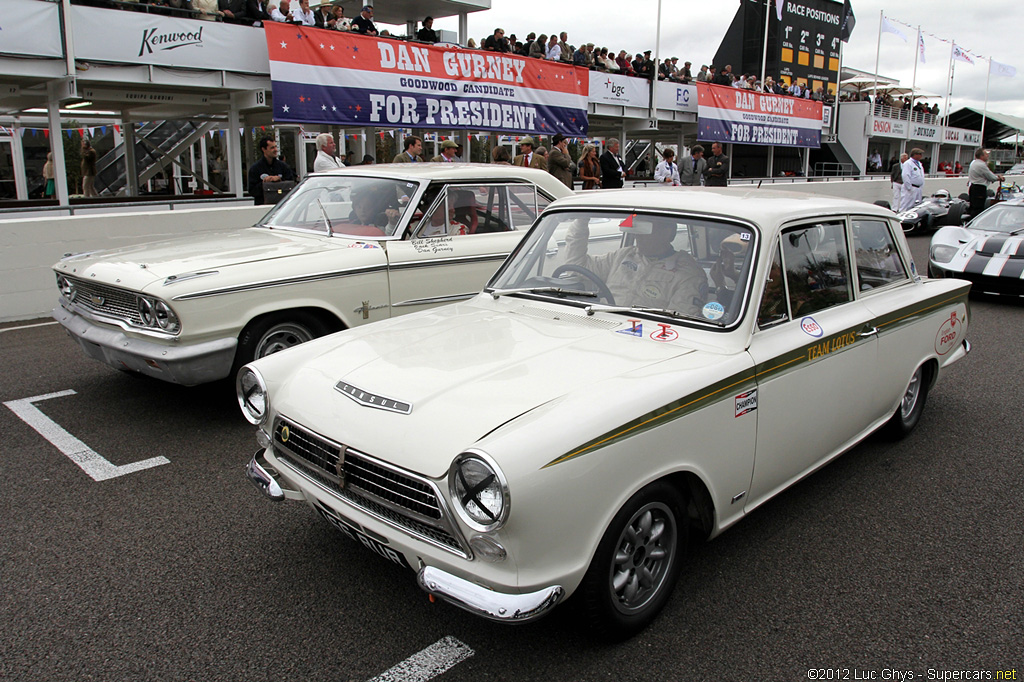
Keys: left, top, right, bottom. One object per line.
{"left": 857, "top": 326, "right": 878, "bottom": 338}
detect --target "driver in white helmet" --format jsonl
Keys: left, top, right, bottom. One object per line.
{"left": 563, "top": 214, "right": 707, "bottom": 316}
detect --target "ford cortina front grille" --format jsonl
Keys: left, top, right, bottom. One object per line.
{"left": 272, "top": 417, "right": 467, "bottom": 556}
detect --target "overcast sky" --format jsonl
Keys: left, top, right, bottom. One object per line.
{"left": 417, "top": 0, "right": 1023, "bottom": 122}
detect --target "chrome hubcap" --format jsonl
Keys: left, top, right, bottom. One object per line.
{"left": 900, "top": 368, "right": 923, "bottom": 420}
{"left": 255, "top": 323, "right": 313, "bottom": 358}
{"left": 609, "top": 502, "right": 676, "bottom": 614}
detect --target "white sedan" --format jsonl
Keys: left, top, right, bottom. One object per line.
{"left": 52, "top": 165, "right": 571, "bottom": 385}
{"left": 241, "top": 188, "right": 971, "bottom": 638}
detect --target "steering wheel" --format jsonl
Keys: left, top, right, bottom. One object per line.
{"left": 551, "top": 264, "right": 616, "bottom": 305}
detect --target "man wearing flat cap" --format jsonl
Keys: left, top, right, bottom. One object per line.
{"left": 352, "top": 4, "right": 377, "bottom": 35}
{"left": 431, "top": 140, "right": 459, "bottom": 163}
{"left": 513, "top": 137, "right": 547, "bottom": 170}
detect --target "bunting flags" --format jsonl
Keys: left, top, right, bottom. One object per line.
{"left": 952, "top": 44, "right": 975, "bottom": 65}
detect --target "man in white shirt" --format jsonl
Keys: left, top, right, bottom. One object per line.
{"left": 967, "top": 148, "right": 1004, "bottom": 215}
{"left": 654, "top": 148, "right": 681, "bottom": 186}
{"left": 900, "top": 148, "right": 926, "bottom": 211}
{"left": 313, "top": 133, "right": 342, "bottom": 173}
{"left": 545, "top": 35, "right": 561, "bottom": 61}
{"left": 290, "top": 0, "right": 315, "bottom": 25}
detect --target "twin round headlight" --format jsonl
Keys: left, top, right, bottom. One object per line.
{"left": 449, "top": 452, "right": 509, "bottom": 532}
{"left": 236, "top": 366, "right": 269, "bottom": 425}
{"left": 138, "top": 297, "right": 180, "bottom": 333}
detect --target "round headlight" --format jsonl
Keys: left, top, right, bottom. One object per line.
{"left": 154, "top": 300, "right": 180, "bottom": 333}
{"left": 57, "top": 275, "right": 76, "bottom": 302}
{"left": 930, "top": 244, "right": 958, "bottom": 264}
{"left": 236, "top": 366, "right": 269, "bottom": 425}
{"left": 138, "top": 297, "right": 156, "bottom": 327}
{"left": 449, "top": 452, "right": 509, "bottom": 532}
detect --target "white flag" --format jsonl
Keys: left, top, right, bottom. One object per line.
{"left": 952, "top": 44, "right": 975, "bottom": 65}
{"left": 881, "top": 17, "right": 907, "bottom": 42}
{"left": 990, "top": 59, "right": 1017, "bottom": 78}
{"left": 918, "top": 33, "right": 926, "bottom": 63}
{"left": 775, "top": 0, "right": 784, "bottom": 21}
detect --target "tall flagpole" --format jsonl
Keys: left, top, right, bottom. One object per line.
{"left": 909, "top": 27, "right": 921, "bottom": 123}
{"left": 943, "top": 41, "right": 955, "bottom": 128}
{"left": 760, "top": 0, "right": 770, "bottom": 86}
{"left": 981, "top": 58, "right": 991, "bottom": 144}
{"left": 872, "top": 10, "right": 882, "bottom": 105}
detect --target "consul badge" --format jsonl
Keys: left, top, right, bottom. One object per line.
{"left": 335, "top": 381, "right": 412, "bottom": 414}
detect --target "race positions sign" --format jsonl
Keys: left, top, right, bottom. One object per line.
{"left": 264, "top": 23, "right": 589, "bottom": 135}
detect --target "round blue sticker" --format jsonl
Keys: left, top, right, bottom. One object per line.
{"left": 702, "top": 301, "right": 725, "bottom": 320}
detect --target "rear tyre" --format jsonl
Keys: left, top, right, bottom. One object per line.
{"left": 882, "top": 365, "right": 929, "bottom": 440}
{"left": 235, "top": 311, "right": 331, "bottom": 368}
{"left": 579, "top": 481, "right": 687, "bottom": 640}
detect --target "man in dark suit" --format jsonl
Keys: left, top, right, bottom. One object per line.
{"left": 679, "top": 145, "right": 706, "bottom": 186}
{"left": 313, "top": 0, "right": 336, "bottom": 28}
{"left": 600, "top": 138, "right": 626, "bottom": 189}
{"left": 246, "top": 0, "right": 271, "bottom": 23}
{"left": 703, "top": 142, "right": 729, "bottom": 187}
{"left": 513, "top": 137, "right": 547, "bottom": 170}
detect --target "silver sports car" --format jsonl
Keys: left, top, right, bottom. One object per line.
{"left": 929, "top": 198, "right": 1024, "bottom": 296}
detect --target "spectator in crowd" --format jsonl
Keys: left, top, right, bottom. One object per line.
{"left": 360, "top": 154, "right": 374, "bottom": 165}
{"left": 246, "top": 0, "right": 272, "bottom": 24}
{"left": 393, "top": 136, "right": 424, "bottom": 163}
{"left": 635, "top": 50, "right": 654, "bottom": 79}
{"left": 331, "top": 4, "right": 349, "bottom": 30}
{"left": 679, "top": 145, "right": 706, "bottom": 186}
{"left": 467, "top": 38, "right": 477, "bottom": 48}
{"left": 81, "top": 138, "right": 98, "bottom": 197}
{"left": 890, "top": 152, "right": 907, "bottom": 209}
{"left": 573, "top": 44, "right": 589, "bottom": 67}
{"left": 290, "top": 0, "right": 315, "bottom": 26}
{"left": 696, "top": 65, "right": 710, "bottom": 82}
{"left": 219, "top": 0, "right": 251, "bottom": 25}
{"left": 313, "top": 0, "right": 334, "bottom": 28}
{"left": 492, "top": 145, "right": 511, "bottom": 164}
{"left": 269, "top": 0, "right": 294, "bottom": 22}
{"left": 529, "top": 34, "right": 547, "bottom": 59}
{"left": 248, "top": 136, "right": 295, "bottom": 205}
{"left": 344, "top": 151, "right": 355, "bottom": 165}
{"left": 513, "top": 137, "right": 547, "bottom": 170}
{"left": 483, "top": 28, "right": 510, "bottom": 52}
{"left": 193, "top": 0, "right": 225, "bottom": 20}
{"left": 680, "top": 61, "right": 693, "bottom": 83}
{"left": 578, "top": 144, "right": 601, "bottom": 190}
{"left": 654, "top": 148, "right": 681, "bottom": 186}
{"left": 789, "top": 80, "right": 803, "bottom": 97}
{"left": 616, "top": 50, "right": 634, "bottom": 76}
{"left": 548, "top": 133, "right": 574, "bottom": 189}
{"left": 900, "top": 148, "right": 926, "bottom": 211}
{"left": 713, "top": 64, "right": 732, "bottom": 86}
{"left": 559, "top": 32, "right": 571, "bottom": 61}
{"left": 351, "top": 4, "right": 377, "bottom": 34}
{"left": 600, "top": 138, "right": 626, "bottom": 188}
{"left": 545, "top": 34, "right": 561, "bottom": 60}
{"left": 868, "top": 149, "right": 882, "bottom": 172}
{"left": 43, "top": 152, "right": 55, "bottom": 199}
{"left": 313, "top": 132, "right": 341, "bottom": 172}
{"left": 417, "top": 15, "right": 437, "bottom": 42}
{"left": 631, "top": 52, "right": 645, "bottom": 76}
{"left": 519, "top": 32, "right": 536, "bottom": 57}
{"left": 703, "top": 142, "right": 729, "bottom": 186}
{"left": 968, "top": 148, "right": 1004, "bottom": 215}
{"left": 431, "top": 140, "right": 459, "bottom": 163}
{"left": 536, "top": 146, "right": 548, "bottom": 162}
{"left": 658, "top": 59, "right": 673, "bottom": 81}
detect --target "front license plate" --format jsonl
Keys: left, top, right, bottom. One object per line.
{"left": 313, "top": 501, "right": 411, "bottom": 570}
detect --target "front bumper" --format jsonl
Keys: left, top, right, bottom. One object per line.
{"left": 245, "top": 450, "right": 565, "bottom": 623}
{"left": 53, "top": 302, "right": 237, "bottom": 385}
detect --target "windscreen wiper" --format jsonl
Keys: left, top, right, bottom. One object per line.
{"left": 583, "top": 303, "right": 723, "bottom": 325}
{"left": 316, "top": 198, "right": 334, "bottom": 237}
{"left": 490, "top": 287, "right": 598, "bottom": 299}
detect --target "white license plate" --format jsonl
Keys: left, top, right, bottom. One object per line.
{"left": 314, "top": 501, "right": 410, "bottom": 570}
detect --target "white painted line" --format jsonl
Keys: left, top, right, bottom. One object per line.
{"left": 367, "top": 636, "right": 474, "bottom": 682}
{"left": 0, "top": 321, "right": 58, "bottom": 333}
{"left": 4, "top": 390, "right": 170, "bottom": 481}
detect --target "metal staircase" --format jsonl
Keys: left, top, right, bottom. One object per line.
{"left": 93, "top": 120, "right": 220, "bottom": 196}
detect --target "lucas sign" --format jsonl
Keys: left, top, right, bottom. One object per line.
{"left": 264, "top": 23, "right": 589, "bottom": 135}
{"left": 696, "top": 83, "right": 822, "bottom": 148}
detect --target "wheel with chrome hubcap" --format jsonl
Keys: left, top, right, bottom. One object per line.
{"left": 579, "top": 481, "right": 686, "bottom": 639}
{"left": 883, "top": 364, "right": 929, "bottom": 440}
{"left": 235, "top": 311, "right": 333, "bottom": 372}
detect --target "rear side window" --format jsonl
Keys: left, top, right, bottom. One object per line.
{"left": 780, "top": 221, "right": 852, "bottom": 317}
{"left": 851, "top": 219, "right": 908, "bottom": 291}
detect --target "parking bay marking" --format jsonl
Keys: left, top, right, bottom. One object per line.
{"left": 367, "top": 636, "right": 474, "bottom": 682}
{"left": 4, "top": 390, "right": 170, "bottom": 481}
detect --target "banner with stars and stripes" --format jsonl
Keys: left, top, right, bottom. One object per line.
{"left": 264, "top": 23, "right": 589, "bottom": 136}
{"left": 696, "top": 83, "right": 823, "bottom": 148}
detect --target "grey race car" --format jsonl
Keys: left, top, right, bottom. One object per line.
{"left": 897, "top": 190, "right": 968, "bottom": 234}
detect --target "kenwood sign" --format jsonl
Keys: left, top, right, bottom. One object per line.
{"left": 71, "top": 5, "right": 268, "bottom": 74}
{"left": 139, "top": 27, "right": 204, "bottom": 56}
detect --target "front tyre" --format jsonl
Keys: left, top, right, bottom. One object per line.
{"left": 882, "top": 365, "right": 929, "bottom": 440}
{"left": 579, "top": 481, "right": 687, "bottom": 639}
{"left": 236, "top": 311, "right": 331, "bottom": 366}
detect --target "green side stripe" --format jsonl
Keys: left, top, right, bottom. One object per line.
{"left": 543, "top": 288, "right": 969, "bottom": 469}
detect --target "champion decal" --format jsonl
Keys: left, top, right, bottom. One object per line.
{"left": 734, "top": 390, "right": 758, "bottom": 417}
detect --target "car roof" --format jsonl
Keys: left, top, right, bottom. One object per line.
{"left": 311, "top": 162, "right": 559, "bottom": 185}
{"left": 545, "top": 187, "right": 895, "bottom": 227}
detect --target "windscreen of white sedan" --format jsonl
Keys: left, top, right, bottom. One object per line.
{"left": 259, "top": 176, "right": 420, "bottom": 237}
{"left": 490, "top": 211, "right": 757, "bottom": 327}
{"left": 968, "top": 204, "right": 1024, "bottom": 233}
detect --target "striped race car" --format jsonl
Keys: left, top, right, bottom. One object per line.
{"left": 929, "top": 197, "right": 1024, "bottom": 296}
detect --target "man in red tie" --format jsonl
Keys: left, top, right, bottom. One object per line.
{"left": 513, "top": 137, "right": 548, "bottom": 170}
{"left": 430, "top": 140, "right": 459, "bottom": 162}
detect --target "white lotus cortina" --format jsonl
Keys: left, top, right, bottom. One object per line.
{"left": 51, "top": 165, "right": 570, "bottom": 385}
{"left": 240, "top": 188, "right": 971, "bottom": 638}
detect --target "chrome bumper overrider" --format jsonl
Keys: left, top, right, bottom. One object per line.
{"left": 246, "top": 450, "right": 302, "bottom": 501}
{"left": 53, "top": 303, "right": 237, "bottom": 386}
{"left": 418, "top": 566, "right": 564, "bottom": 623}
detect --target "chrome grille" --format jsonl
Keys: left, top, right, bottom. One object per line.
{"left": 273, "top": 418, "right": 466, "bottom": 555}
{"left": 61, "top": 275, "right": 142, "bottom": 324}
